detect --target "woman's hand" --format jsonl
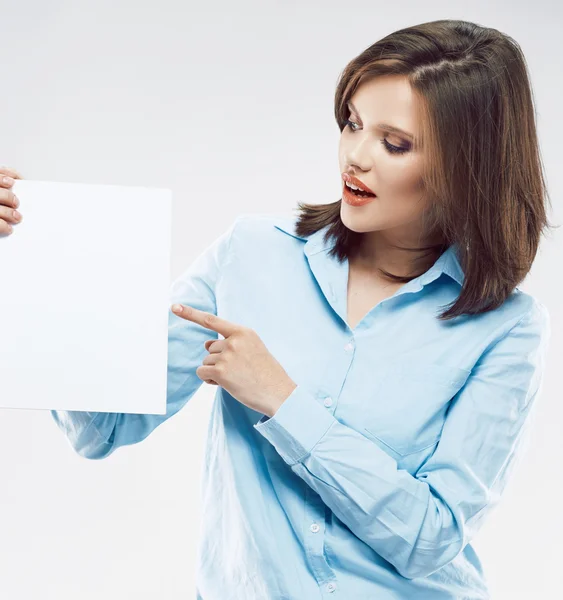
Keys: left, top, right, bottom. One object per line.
{"left": 171, "top": 303, "right": 297, "bottom": 417}
{"left": 0, "top": 166, "right": 23, "bottom": 236}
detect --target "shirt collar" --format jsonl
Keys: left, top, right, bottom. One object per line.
{"left": 273, "top": 216, "right": 465, "bottom": 287}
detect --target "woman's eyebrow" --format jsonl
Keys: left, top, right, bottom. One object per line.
{"left": 346, "top": 101, "right": 415, "bottom": 140}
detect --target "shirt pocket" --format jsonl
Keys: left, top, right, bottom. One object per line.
{"left": 361, "top": 361, "right": 471, "bottom": 458}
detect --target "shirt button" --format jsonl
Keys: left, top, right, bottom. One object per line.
{"left": 323, "top": 397, "right": 333, "bottom": 407}
{"left": 344, "top": 342, "right": 354, "bottom": 352}
{"left": 327, "top": 582, "right": 337, "bottom": 592}
{"left": 310, "top": 523, "right": 320, "bottom": 533}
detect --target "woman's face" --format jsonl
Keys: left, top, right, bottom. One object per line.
{"left": 338, "top": 75, "right": 432, "bottom": 248}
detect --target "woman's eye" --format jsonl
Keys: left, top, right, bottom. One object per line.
{"left": 381, "top": 138, "right": 410, "bottom": 155}
{"left": 343, "top": 119, "right": 410, "bottom": 155}
{"left": 344, "top": 118, "right": 360, "bottom": 132}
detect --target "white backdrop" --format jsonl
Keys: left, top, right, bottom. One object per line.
{"left": 0, "top": 1, "right": 560, "bottom": 598}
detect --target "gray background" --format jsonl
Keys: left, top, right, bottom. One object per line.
{"left": 0, "top": 1, "right": 560, "bottom": 598}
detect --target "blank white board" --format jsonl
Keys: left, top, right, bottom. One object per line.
{"left": 0, "top": 179, "right": 172, "bottom": 414}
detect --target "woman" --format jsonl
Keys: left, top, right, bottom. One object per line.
{"left": 2, "top": 19, "right": 555, "bottom": 600}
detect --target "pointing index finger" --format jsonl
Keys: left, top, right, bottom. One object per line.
{"left": 171, "top": 304, "right": 238, "bottom": 337}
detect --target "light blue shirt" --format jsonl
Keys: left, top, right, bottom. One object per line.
{"left": 51, "top": 213, "right": 551, "bottom": 599}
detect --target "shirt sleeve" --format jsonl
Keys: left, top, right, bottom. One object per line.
{"left": 253, "top": 301, "right": 550, "bottom": 579}
{"left": 51, "top": 217, "right": 239, "bottom": 460}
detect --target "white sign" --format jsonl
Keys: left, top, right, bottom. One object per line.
{"left": 0, "top": 179, "right": 172, "bottom": 414}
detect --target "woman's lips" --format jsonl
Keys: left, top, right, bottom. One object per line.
{"left": 342, "top": 182, "right": 377, "bottom": 206}
{"left": 341, "top": 172, "right": 375, "bottom": 194}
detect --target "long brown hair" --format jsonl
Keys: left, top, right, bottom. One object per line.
{"left": 293, "top": 19, "right": 558, "bottom": 320}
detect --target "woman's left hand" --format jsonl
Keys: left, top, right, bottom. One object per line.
{"left": 171, "top": 303, "right": 297, "bottom": 417}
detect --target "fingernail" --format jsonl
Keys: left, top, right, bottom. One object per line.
{"left": 3, "top": 176, "right": 14, "bottom": 185}
{"left": 172, "top": 304, "right": 182, "bottom": 313}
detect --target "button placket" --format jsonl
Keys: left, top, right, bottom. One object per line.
{"left": 303, "top": 487, "right": 335, "bottom": 592}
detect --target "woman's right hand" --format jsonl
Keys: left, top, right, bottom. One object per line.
{"left": 0, "top": 166, "right": 24, "bottom": 236}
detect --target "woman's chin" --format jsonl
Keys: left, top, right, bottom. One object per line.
{"left": 340, "top": 206, "right": 385, "bottom": 232}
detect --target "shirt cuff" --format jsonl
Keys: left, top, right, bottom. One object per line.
{"left": 253, "top": 384, "right": 337, "bottom": 465}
